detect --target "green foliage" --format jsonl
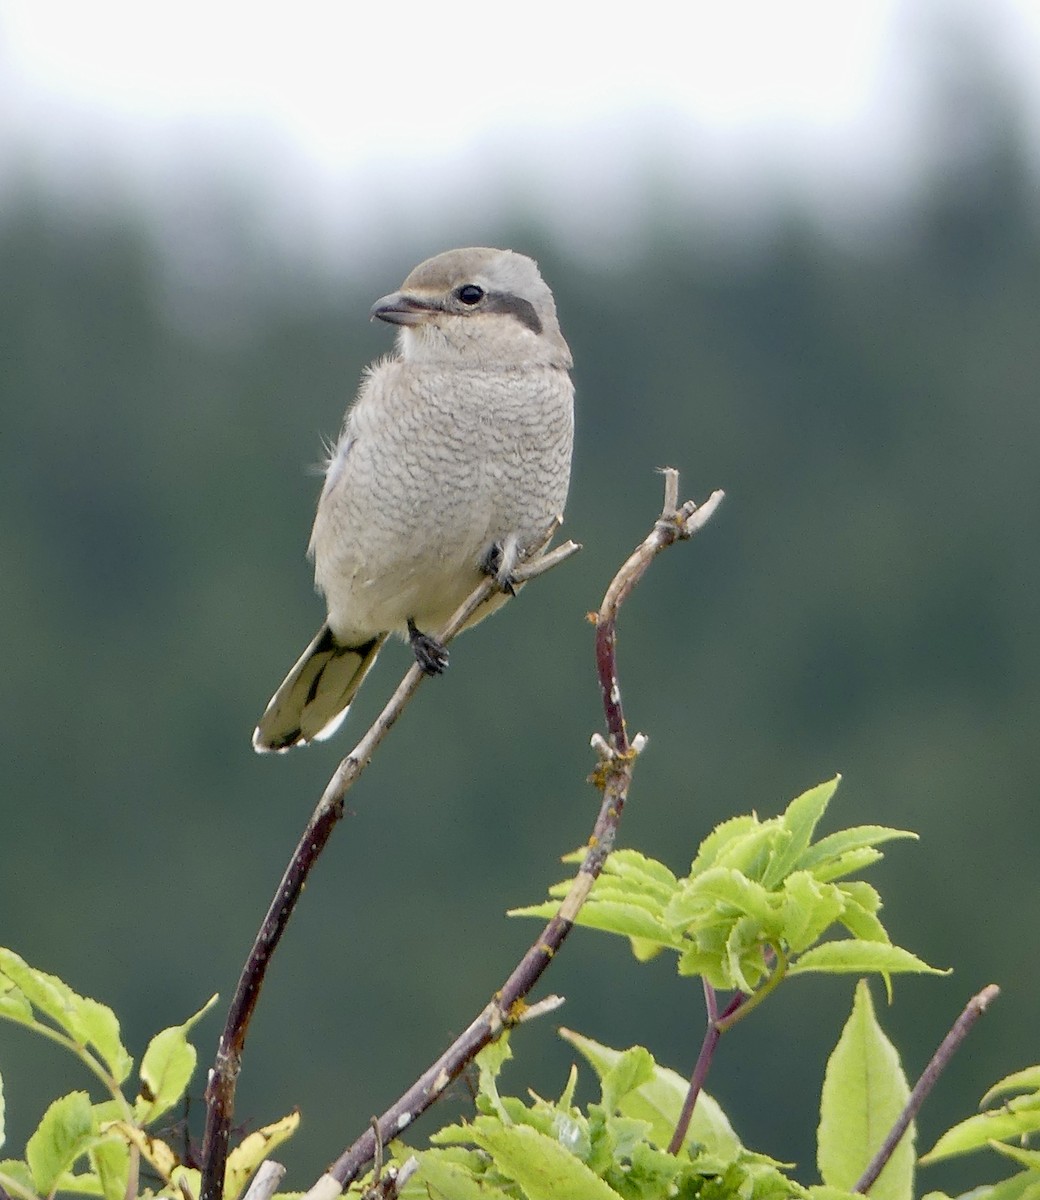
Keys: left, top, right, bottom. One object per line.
{"left": 817, "top": 980, "right": 913, "bottom": 1198}
{"left": 918, "top": 1064, "right": 1040, "bottom": 1198}
{"left": 394, "top": 1032, "right": 808, "bottom": 1200}
{"left": 0, "top": 951, "right": 297, "bottom": 1200}
{"left": 511, "top": 779, "right": 944, "bottom": 1012}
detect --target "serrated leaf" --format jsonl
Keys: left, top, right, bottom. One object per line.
{"left": 136, "top": 996, "right": 216, "bottom": 1124}
{"left": 0, "top": 980, "right": 33, "bottom": 1026}
{"left": 712, "top": 822, "right": 783, "bottom": 880}
{"left": 791, "top": 941, "right": 946, "bottom": 979}
{"left": 26, "top": 1091, "right": 95, "bottom": 1193}
{"left": 471, "top": 1122, "right": 623, "bottom": 1199}
{"left": 600, "top": 1048, "right": 655, "bottom": 1114}
{"left": 403, "top": 1151, "right": 514, "bottom": 1199}
{"left": 560, "top": 1030, "right": 743, "bottom": 1161}
{"left": 982, "top": 1067, "right": 1040, "bottom": 1107}
{"left": 0, "top": 1159, "right": 35, "bottom": 1195}
{"left": 818, "top": 981, "right": 913, "bottom": 1200}
{"left": 605, "top": 850, "right": 678, "bottom": 891}
{"left": 764, "top": 778, "right": 841, "bottom": 887}
{"left": 667, "top": 868, "right": 778, "bottom": 931}
{"left": 89, "top": 1137, "right": 130, "bottom": 1200}
{"left": 0, "top": 952, "right": 131, "bottom": 1082}
{"left": 921, "top": 1108, "right": 1040, "bottom": 1162}
{"left": 224, "top": 1111, "right": 299, "bottom": 1200}
{"left": 810, "top": 848, "right": 885, "bottom": 884}
{"left": 689, "top": 816, "right": 761, "bottom": 877}
{"left": 76, "top": 1000, "right": 133, "bottom": 1085}
{"left": 780, "top": 873, "right": 845, "bottom": 953}
{"left": 799, "top": 827, "right": 916, "bottom": 875}
{"left": 993, "top": 1143, "right": 1040, "bottom": 1170}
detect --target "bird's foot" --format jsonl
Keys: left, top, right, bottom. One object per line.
{"left": 482, "top": 537, "right": 520, "bottom": 596}
{"left": 407, "top": 618, "right": 449, "bottom": 675}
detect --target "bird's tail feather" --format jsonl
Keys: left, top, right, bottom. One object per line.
{"left": 252, "top": 625, "right": 387, "bottom": 753}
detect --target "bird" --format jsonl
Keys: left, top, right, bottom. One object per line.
{"left": 252, "top": 247, "right": 575, "bottom": 753}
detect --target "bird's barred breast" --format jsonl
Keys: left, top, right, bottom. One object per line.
{"left": 311, "top": 359, "right": 573, "bottom": 644}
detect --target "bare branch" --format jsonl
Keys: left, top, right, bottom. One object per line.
{"left": 317, "top": 473, "right": 723, "bottom": 1195}
{"left": 853, "top": 983, "right": 1001, "bottom": 1194}
{"left": 199, "top": 529, "right": 579, "bottom": 1200}
{"left": 240, "top": 1162, "right": 285, "bottom": 1200}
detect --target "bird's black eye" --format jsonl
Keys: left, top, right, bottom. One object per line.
{"left": 456, "top": 284, "right": 485, "bottom": 306}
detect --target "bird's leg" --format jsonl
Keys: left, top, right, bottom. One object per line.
{"left": 481, "top": 534, "right": 520, "bottom": 596}
{"left": 407, "top": 618, "right": 449, "bottom": 675}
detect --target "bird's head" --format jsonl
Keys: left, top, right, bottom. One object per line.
{"left": 371, "top": 247, "right": 572, "bottom": 370}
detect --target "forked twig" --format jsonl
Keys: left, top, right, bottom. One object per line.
{"left": 302, "top": 470, "right": 724, "bottom": 1198}
{"left": 199, "top": 532, "right": 580, "bottom": 1200}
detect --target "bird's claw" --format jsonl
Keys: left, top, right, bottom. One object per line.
{"left": 407, "top": 619, "right": 449, "bottom": 675}
{"left": 482, "top": 540, "right": 519, "bottom": 596}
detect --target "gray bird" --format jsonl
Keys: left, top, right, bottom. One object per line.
{"left": 253, "top": 247, "right": 575, "bottom": 752}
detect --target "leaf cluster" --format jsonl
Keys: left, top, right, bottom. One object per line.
{"left": 392, "top": 1031, "right": 804, "bottom": 1200}
{"left": 0, "top": 950, "right": 293, "bottom": 1200}
{"left": 512, "top": 778, "right": 943, "bottom": 1003}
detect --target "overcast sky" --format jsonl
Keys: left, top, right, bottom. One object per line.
{"left": 2, "top": 0, "right": 1038, "bottom": 257}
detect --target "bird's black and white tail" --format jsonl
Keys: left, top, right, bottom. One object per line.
{"left": 252, "top": 625, "right": 386, "bottom": 753}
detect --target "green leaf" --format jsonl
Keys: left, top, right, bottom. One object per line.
{"left": 667, "top": 868, "right": 778, "bottom": 931}
{"left": 0, "top": 952, "right": 131, "bottom": 1082}
{"left": 403, "top": 1150, "right": 514, "bottom": 1199}
{"left": 790, "top": 942, "right": 946, "bottom": 978}
{"left": 689, "top": 816, "right": 760, "bottom": 877}
{"left": 560, "top": 1030, "right": 743, "bottom": 1161}
{"left": 982, "top": 1066, "right": 1040, "bottom": 1107}
{"left": 921, "top": 1107, "right": 1040, "bottom": 1162}
{"left": 136, "top": 995, "right": 216, "bottom": 1123}
{"left": 0, "top": 1159, "right": 35, "bottom": 1198}
{"left": 992, "top": 1143, "right": 1040, "bottom": 1170}
{"left": 75, "top": 1001, "right": 132, "bottom": 1085}
{"left": 797, "top": 826, "right": 917, "bottom": 875}
{"left": 817, "top": 981, "right": 913, "bottom": 1200}
{"left": 470, "top": 1122, "right": 623, "bottom": 1199}
{"left": 26, "top": 1091, "right": 95, "bottom": 1194}
{"left": 763, "top": 778, "right": 841, "bottom": 887}
{"left": 779, "top": 873, "right": 845, "bottom": 953}
{"left": 0, "top": 979, "right": 33, "bottom": 1026}
{"left": 89, "top": 1138, "right": 130, "bottom": 1200}
{"left": 599, "top": 1047, "right": 655, "bottom": 1114}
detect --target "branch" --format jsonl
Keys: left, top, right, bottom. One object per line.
{"left": 199, "top": 531, "right": 580, "bottom": 1200}
{"left": 853, "top": 983, "right": 1001, "bottom": 1194}
{"left": 306, "top": 471, "right": 724, "bottom": 1197}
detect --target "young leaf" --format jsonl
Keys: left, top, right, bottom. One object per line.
{"left": 26, "top": 1091, "right": 95, "bottom": 1194}
{"left": 790, "top": 942, "right": 946, "bottom": 979}
{"left": 559, "top": 1030, "right": 743, "bottom": 1161}
{"left": 982, "top": 1066, "right": 1040, "bottom": 1107}
{"left": 89, "top": 1138, "right": 130, "bottom": 1200}
{"left": 817, "top": 981, "right": 913, "bottom": 1200}
{"left": 403, "top": 1151, "right": 515, "bottom": 1199}
{"left": 470, "top": 1122, "right": 623, "bottom": 1200}
{"left": 0, "top": 952, "right": 132, "bottom": 1083}
{"left": 920, "top": 1107, "right": 1040, "bottom": 1163}
{"left": 763, "top": 777, "right": 841, "bottom": 887}
{"left": 136, "top": 995, "right": 217, "bottom": 1123}
{"left": 0, "top": 1159, "right": 35, "bottom": 1198}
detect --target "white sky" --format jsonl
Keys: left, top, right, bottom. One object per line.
{"left": 2, "top": 0, "right": 1039, "bottom": 257}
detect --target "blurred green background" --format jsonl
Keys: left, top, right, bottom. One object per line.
{"left": 2, "top": 18, "right": 1039, "bottom": 1198}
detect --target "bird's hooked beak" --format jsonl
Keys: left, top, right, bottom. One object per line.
{"left": 370, "top": 291, "right": 440, "bottom": 326}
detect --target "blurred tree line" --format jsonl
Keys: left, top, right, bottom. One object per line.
{"left": 1, "top": 65, "right": 1038, "bottom": 1197}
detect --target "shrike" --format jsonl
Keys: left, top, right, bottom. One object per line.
{"left": 253, "top": 247, "right": 575, "bottom": 752}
